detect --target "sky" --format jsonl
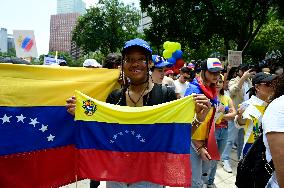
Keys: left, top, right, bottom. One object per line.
{"left": 0, "top": 0, "right": 139, "bottom": 56}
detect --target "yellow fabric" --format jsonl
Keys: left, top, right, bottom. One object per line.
{"left": 0, "top": 64, "right": 120, "bottom": 106}
{"left": 215, "top": 95, "right": 231, "bottom": 124}
{"left": 244, "top": 105, "right": 266, "bottom": 144}
{"left": 75, "top": 91, "right": 195, "bottom": 124}
{"left": 192, "top": 107, "right": 214, "bottom": 140}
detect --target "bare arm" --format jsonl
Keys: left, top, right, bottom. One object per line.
{"left": 266, "top": 132, "right": 284, "bottom": 187}
{"left": 222, "top": 98, "right": 237, "bottom": 121}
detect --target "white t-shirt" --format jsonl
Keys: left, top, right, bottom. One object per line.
{"left": 262, "top": 95, "right": 284, "bottom": 188}
{"left": 174, "top": 80, "right": 188, "bottom": 98}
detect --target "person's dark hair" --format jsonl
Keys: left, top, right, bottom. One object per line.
{"left": 220, "top": 88, "right": 225, "bottom": 95}
{"left": 248, "top": 87, "right": 256, "bottom": 98}
{"left": 272, "top": 74, "right": 284, "bottom": 100}
{"left": 180, "top": 66, "right": 195, "bottom": 80}
{"left": 227, "top": 67, "right": 238, "bottom": 81}
{"left": 103, "top": 53, "right": 122, "bottom": 69}
{"left": 238, "top": 64, "right": 249, "bottom": 72}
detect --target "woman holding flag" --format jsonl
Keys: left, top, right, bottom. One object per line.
{"left": 66, "top": 38, "right": 211, "bottom": 188}
{"left": 206, "top": 74, "right": 236, "bottom": 187}
{"left": 184, "top": 58, "right": 223, "bottom": 188}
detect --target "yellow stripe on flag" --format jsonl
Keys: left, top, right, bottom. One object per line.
{"left": 0, "top": 64, "right": 120, "bottom": 106}
{"left": 75, "top": 91, "right": 195, "bottom": 124}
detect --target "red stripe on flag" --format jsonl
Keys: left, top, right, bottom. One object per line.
{"left": 207, "top": 111, "right": 220, "bottom": 160}
{"left": 77, "top": 149, "right": 191, "bottom": 187}
{"left": 0, "top": 145, "right": 77, "bottom": 188}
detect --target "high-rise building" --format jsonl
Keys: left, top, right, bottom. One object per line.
{"left": 49, "top": 13, "right": 80, "bottom": 55}
{"left": 7, "top": 34, "right": 15, "bottom": 51}
{"left": 0, "top": 28, "right": 8, "bottom": 53}
{"left": 57, "top": 0, "right": 86, "bottom": 15}
{"left": 49, "top": 0, "right": 86, "bottom": 59}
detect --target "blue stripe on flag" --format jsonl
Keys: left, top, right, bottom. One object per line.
{"left": 0, "top": 107, "right": 75, "bottom": 156}
{"left": 76, "top": 121, "right": 191, "bottom": 154}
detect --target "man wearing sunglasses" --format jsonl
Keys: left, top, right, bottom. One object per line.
{"left": 174, "top": 67, "right": 195, "bottom": 99}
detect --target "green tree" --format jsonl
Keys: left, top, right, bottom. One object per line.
{"left": 72, "top": 0, "right": 140, "bottom": 56}
{"left": 141, "top": 0, "right": 282, "bottom": 59}
{"left": 247, "top": 12, "right": 284, "bottom": 62}
{"left": 0, "top": 48, "right": 16, "bottom": 57}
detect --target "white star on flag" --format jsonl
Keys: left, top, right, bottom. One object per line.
{"left": 0, "top": 114, "right": 12, "bottom": 124}
{"left": 131, "top": 130, "right": 135, "bottom": 135}
{"left": 136, "top": 134, "right": 141, "bottom": 139}
{"left": 118, "top": 132, "right": 123, "bottom": 136}
{"left": 39, "top": 124, "right": 48, "bottom": 132}
{"left": 113, "top": 134, "right": 117, "bottom": 139}
{"left": 110, "top": 140, "right": 114, "bottom": 143}
{"left": 47, "top": 134, "right": 55, "bottom": 142}
{"left": 140, "top": 138, "right": 146, "bottom": 143}
{"left": 29, "top": 118, "right": 39, "bottom": 127}
{"left": 16, "top": 114, "right": 26, "bottom": 123}
{"left": 125, "top": 130, "right": 129, "bottom": 134}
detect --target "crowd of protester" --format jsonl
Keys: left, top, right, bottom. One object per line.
{"left": 64, "top": 38, "right": 284, "bottom": 188}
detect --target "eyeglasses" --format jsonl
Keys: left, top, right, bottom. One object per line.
{"left": 124, "top": 56, "right": 147, "bottom": 64}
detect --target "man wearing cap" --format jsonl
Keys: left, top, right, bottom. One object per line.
{"left": 234, "top": 72, "right": 276, "bottom": 158}
{"left": 221, "top": 64, "right": 255, "bottom": 173}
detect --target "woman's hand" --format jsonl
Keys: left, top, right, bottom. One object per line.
{"left": 217, "top": 105, "right": 225, "bottom": 113}
{"left": 193, "top": 94, "right": 211, "bottom": 122}
{"left": 199, "top": 147, "right": 212, "bottom": 161}
{"left": 65, "top": 96, "right": 76, "bottom": 116}
{"left": 236, "top": 107, "right": 246, "bottom": 125}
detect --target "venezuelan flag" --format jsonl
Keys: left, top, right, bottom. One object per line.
{"left": 0, "top": 64, "right": 119, "bottom": 188}
{"left": 75, "top": 91, "right": 195, "bottom": 187}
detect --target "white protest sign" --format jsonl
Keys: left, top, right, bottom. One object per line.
{"left": 228, "top": 50, "right": 242, "bottom": 67}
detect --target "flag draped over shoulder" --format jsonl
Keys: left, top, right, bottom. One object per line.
{"left": 75, "top": 91, "right": 195, "bottom": 187}
{"left": 0, "top": 64, "right": 119, "bottom": 188}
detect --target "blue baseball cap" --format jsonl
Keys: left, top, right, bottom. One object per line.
{"left": 152, "top": 55, "right": 170, "bottom": 68}
{"left": 122, "top": 38, "right": 152, "bottom": 55}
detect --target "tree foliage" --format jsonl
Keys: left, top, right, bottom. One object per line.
{"left": 73, "top": 0, "right": 141, "bottom": 56}
{"left": 141, "top": 0, "right": 282, "bottom": 60}
{"left": 247, "top": 11, "right": 284, "bottom": 62}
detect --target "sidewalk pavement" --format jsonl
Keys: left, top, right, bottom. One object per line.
{"left": 61, "top": 150, "right": 238, "bottom": 188}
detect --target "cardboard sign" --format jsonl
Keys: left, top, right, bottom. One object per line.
{"left": 228, "top": 50, "right": 242, "bottom": 67}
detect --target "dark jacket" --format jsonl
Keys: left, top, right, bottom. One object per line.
{"left": 106, "top": 84, "right": 177, "bottom": 106}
